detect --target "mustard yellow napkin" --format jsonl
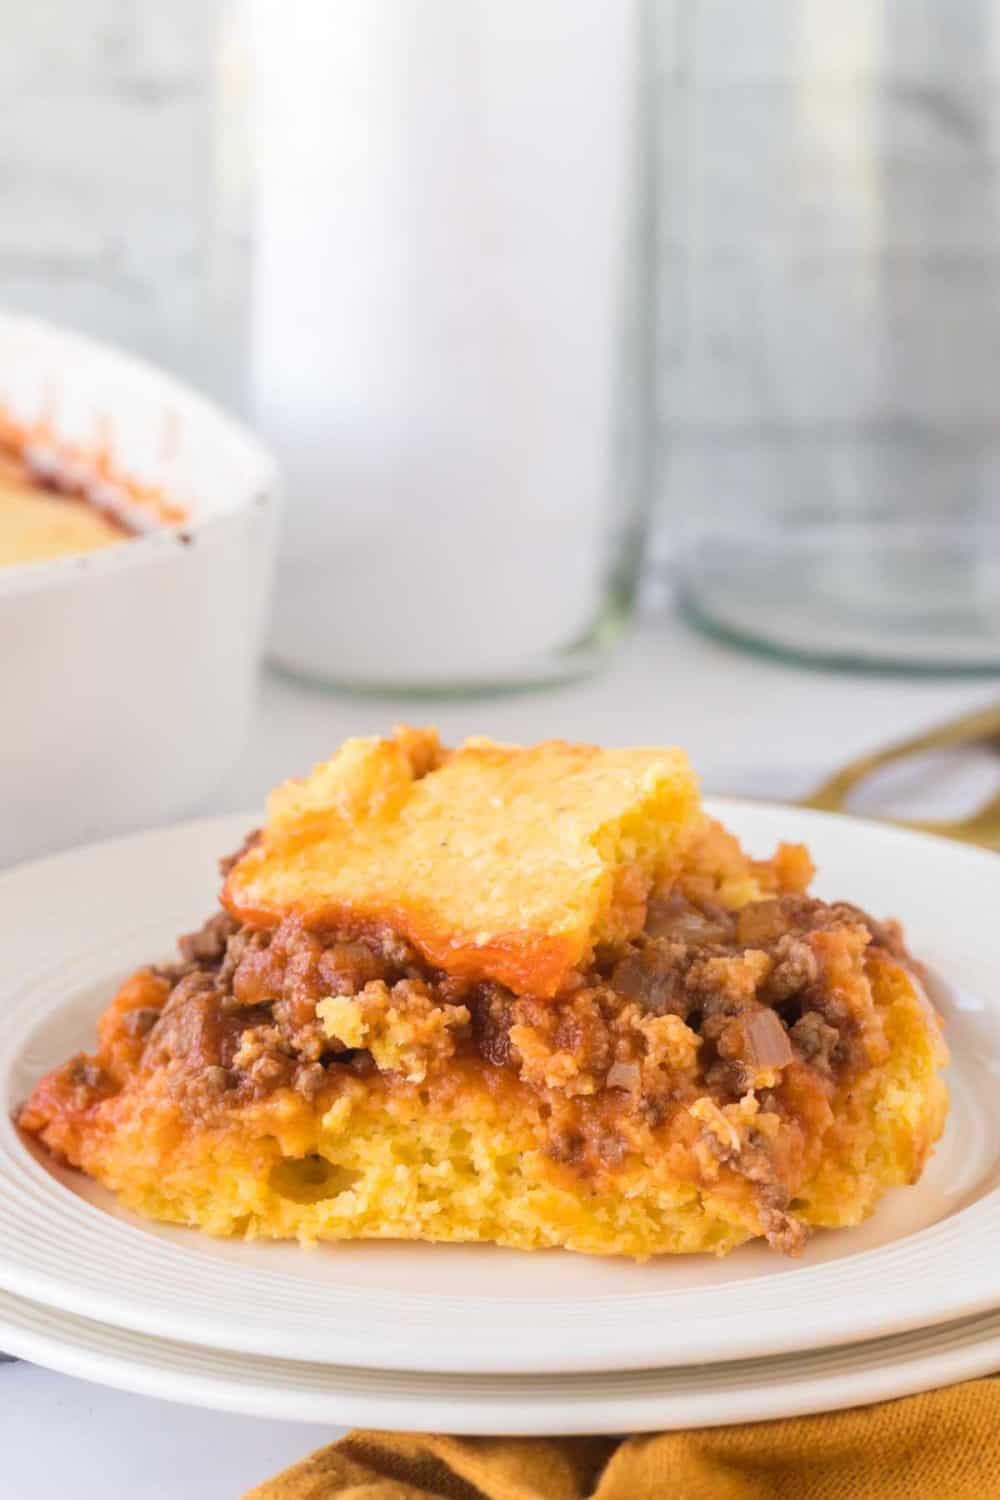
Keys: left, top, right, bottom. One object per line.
{"left": 246, "top": 1377, "right": 999, "bottom": 1499}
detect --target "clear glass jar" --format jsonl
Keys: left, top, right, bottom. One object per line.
{"left": 667, "top": 0, "right": 1000, "bottom": 673}
{"left": 248, "top": 0, "right": 656, "bottom": 693}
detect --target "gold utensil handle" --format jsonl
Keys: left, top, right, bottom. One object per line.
{"left": 802, "top": 702, "right": 1000, "bottom": 849}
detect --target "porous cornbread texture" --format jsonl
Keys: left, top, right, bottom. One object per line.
{"left": 18, "top": 732, "right": 949, "bottom": 1259}
{"left": 223, "top": 727, "right": 701, "bottom": 997}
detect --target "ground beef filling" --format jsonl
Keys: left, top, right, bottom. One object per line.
{"left": 63, "top": 885, "right": 909, "bottom": 1252}
{"left": 138, "top": 888, "right": 902, "bottom": 1112}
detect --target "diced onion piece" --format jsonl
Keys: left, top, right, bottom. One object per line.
{"left": 745, "top": 1008, "right": 794, "bottom": 1071}
{"left": 606, "top": 1060, "right": 641, "bottom": 1091}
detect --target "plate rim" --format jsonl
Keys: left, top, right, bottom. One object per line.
{"left": 0, "top": 802, "right": 997, "bottom": 1376}
{"left": 1, "top": 1287, "right": 999, "bottom": 1434}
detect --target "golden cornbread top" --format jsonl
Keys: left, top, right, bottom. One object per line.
{"left": 0, "top": 452, "right": 126, "bottom": 566}
{"left": 223, "top": 726, "right": 702, "bottom": 997}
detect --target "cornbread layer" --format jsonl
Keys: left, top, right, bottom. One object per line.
{"left": 0, "top": 451, "right": 128, "bottom": 566}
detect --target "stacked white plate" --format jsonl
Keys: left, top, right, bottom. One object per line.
{"left": 1, "top": 804, "right": 998, "bottom": 1434}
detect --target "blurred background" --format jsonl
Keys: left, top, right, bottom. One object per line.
{"left": 0, "top": 4, "right": 241, "bottom": 402}
{"left": 3, "top": 0, "right": 1000, "bottom": 827}
{"left": 6, "top": 3, "right": 1000, "bottom": 610}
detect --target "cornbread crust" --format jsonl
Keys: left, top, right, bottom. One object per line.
{"left": 223, "top": 727, "right": 701, "bottom": 998}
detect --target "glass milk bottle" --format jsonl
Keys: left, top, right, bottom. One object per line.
{"left": 248, "top": 0, "right": 654, "bottom": 691}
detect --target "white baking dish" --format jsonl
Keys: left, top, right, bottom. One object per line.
{"left": 0, "top": 311, "right": 278, "bottom": 865}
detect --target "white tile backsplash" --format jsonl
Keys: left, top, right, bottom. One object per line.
{"left": 0, "top": 0, "right": 226, "bottom": 393}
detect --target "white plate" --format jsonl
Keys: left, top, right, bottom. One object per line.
{"left": 2, "top": 1288, "right": 999, "bottom": 1433}
{"left": 1, "top": 805, "right": 998, "bottom": 1376}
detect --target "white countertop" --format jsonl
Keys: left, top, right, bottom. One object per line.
{"left": 5, "top": 610, "right": 997, "bottom": 1500}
